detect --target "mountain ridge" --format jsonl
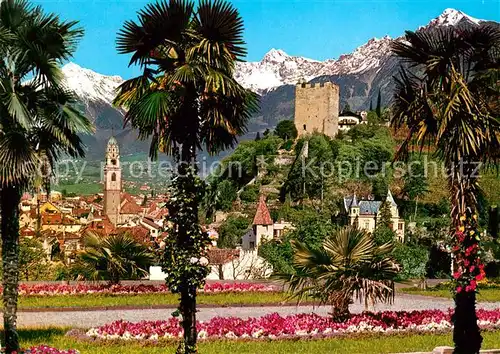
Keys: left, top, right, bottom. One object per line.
{"left": 58, "top": 8, "right": 496, "bottom": 158}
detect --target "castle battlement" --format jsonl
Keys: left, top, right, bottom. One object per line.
{"left": 296, "top": 81, "right": 339, "bottom": 90}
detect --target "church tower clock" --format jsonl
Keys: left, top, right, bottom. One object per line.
{"left": 104, "top": 136, "right": 121, "bottom": 225}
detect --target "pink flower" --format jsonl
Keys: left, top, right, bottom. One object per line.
{"left": 7, "top": 282, "right": 279, "bottom": 297}
{"left": 85, "top": 309, "right": 500, "bottom": 341}
{"left": 453, "top": 271, "right": 462, "bottom": 280}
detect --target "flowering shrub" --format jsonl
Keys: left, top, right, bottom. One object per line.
{"left": 86, "top": 309, "right": 500, "bottom": 341}
{"left": 3, "top": 345, "right": 78, "bottom": 353}
{"left": 12, "top": 283, "right": 278, "bottom": 297}
{"left": 452, "top": 215, "right": 485, "bottom": 293}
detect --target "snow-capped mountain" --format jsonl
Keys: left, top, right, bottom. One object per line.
{"left": 234, "top": 8, "right": 488, "bottom": 93}
{"left": 234, "top": 49, "right": 324, "bottom": 93}
{"left": 425, "top": 8, "right": 484, "bottom": 28}
{"left": 59, "top": 8, "right": 496, "bottom": 157}
{"left": 235, "top": 36, "right": 394, "bottom": 94}
{"left": 61, "top": 8, "right": 492, "bottom": 103}
{"left": 62, "top": 63, "right": 123, "bottom": 104}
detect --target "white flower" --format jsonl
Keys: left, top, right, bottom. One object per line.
{"left": 252, "top": 329, "right": 264, "bottom": 338}
{"left": 295, "top": 330, "right": 308, "bottom": 336}
{"left": 190, "top": 257, "right": 199, "bottom": 264}
{"left": 199, "top": 257, "right": 209, "bottom": 266}
{"left": 198, "top": 330, "right": 208, "bottom": 339}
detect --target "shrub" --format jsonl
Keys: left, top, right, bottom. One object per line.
{"left": 393, "top": 243, "right": 430, "bottom": 280}
{"left": 217, "top": 215, "right": 250, "bottom": 248}
{"left": 280, "top": 139, "right": 294, "bottom": 151}
{"left": 240, "top": 184, "right": 260, "bottom": 202}
{"left": 274, "top": 120, "right": 297, "bottom": 140}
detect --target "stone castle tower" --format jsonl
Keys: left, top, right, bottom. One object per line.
{"left": 294, "top": 81, "right": 339, "bottom": 138}
{"left": 104, "top": 136, "right": 121, "bottom": 225}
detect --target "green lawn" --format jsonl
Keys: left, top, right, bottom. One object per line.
{"left": 18, "top": 292, "right": 290, "bottom": 309}
{"left": 399, "top": 288, "right": 500, "bottom": 302}
{"left": 19, "top": 328, "right": 500, "bottom": 354}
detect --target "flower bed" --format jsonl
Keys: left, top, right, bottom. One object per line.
{"left": 14, "top": 283, "right": 278, "bottom": 297}
{"left": 86, "top": 309, "right": 500, "bottom": 341}
{"left": 2, "top": 345, "right": 78, "bottom": 353}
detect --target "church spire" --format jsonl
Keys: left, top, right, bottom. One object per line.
{"left": 104, "top": 136, "right": 122, "bottom": 225}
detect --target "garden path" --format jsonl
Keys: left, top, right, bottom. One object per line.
{"left": 16, "top": 294, "right": 500, "bottom": 328}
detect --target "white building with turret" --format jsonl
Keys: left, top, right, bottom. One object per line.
{"left": 344, "top": 190, "right": 405, "bottom": 242}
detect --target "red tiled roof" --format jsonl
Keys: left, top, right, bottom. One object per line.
{"left": 20, "top": 227, "right": 35, "bottom": 237}
{"left": 121, "top": 192, "right": 137, "bottom": 203}
{"left": 21, "top": 192, "right": 32, "bottom": 201}
{"left": 147, "top": 207, "right": 168, "bottom": 220}
{"left": 82, "top": 215, "right": 116, "bottom": 236}
{"left": 117, "top": 225, "right": 151, "bottom": 244}
{"left": 208, "top": 248, "right": 240, "bottom": 265}
{"left": 120, "top": 199, "right": 143, "bottom": 214}
{"left": 42, "top": 213, "right": 62, "bottom": 225}
{"left": 72, "top": 208, "right": 89, "bottom": 217}
{"left": 253, "top": 195, "right": 273, "bottom": 226}
{"left": 141, "top": 217, "right": 160, "bottom": 230}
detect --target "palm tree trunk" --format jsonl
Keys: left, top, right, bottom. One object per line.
{"left": 449, "top": 162, "right": 483, "bottom": 353}
{"left": 178, "top": 140, "right": 200, "bottom": 354}
{"left": 453, "top": 290, "right": 481, "bottom": 353}
{"left": 180, "top": 283, "right": 197, "bottom": 353}
{"left": 1, "top": 185, "right": 22, "bottom": 353}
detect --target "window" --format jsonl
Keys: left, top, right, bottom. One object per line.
{"left": 303, "top": 124, "right": 307, "bottom": 131}
{"left": 398, "top": 223, "right": 404, "bottom": 230}
{"left": 111, "top": 173, "right": 116, "bottom": 182}
{"left": 111, "top": 159, "right": 117, "bottom": 165}
{"left": 364, "top": 222, "right": 370, "bottom": 229}
{"left": 249, "top": 241, "right": 255, "bottom": 249}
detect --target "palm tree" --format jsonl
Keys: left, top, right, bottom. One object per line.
{"left": 114, "top": 1, "right": 257, "bottom": 352}
{"left": 72, "top": 232, "right": 155, "bottom": 284}
{"left": 0, "top": 1, "right": 92, "bottom": 351}
{"left": 281, "top": 226, "right": 399, "bottom": 321}
{"left": 391, "top": 25, "right": 500, "bottom": 353}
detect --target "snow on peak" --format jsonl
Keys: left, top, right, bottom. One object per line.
{"left": 429, "top": 8, "right": 483, "bottom": 27}
{"left": 262, "top": 48, "right": 289, "bottom": 63}
{"left": 60, "top": 9, "right": 491, "bottom": 99}
{"left": 234, "top": 49, "right": 325, "bottom": 93}
{"left": 62, "top": 62, "right": 123, "bottom": 103}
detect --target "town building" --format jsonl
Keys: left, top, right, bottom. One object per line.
{"left": 241, "top": 195, "right": 294, "bottom": 250}
{"left": 338, "top": 110, "right": 366, "bottom": 132}
{"left": 344, "top": 190, "right": 405, "bottom": 241}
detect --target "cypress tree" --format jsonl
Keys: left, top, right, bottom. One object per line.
{"left": 378, "top": 200, "right": 393, "bottom": 229}
{"left": 376, "top": 90, "right": 382, "bottom": 118}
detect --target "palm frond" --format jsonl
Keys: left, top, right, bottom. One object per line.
{"left": 280, "top": 226, "right": 399, "bottom": 320}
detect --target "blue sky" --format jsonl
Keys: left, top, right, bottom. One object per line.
{"left": 35, "top": 0, "right": 499, "bottom": 78}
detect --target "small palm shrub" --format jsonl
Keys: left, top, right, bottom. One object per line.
{"left": 71, "top": 232, "right": 154, "bottom": 284}
{"left": 281, "top": 226, "right": 400, "bottom": 321}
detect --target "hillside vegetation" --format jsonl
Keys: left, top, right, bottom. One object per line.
{"left": 205, "top": 119, "right": 500, "bottom": 280}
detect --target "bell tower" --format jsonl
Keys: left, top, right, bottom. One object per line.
{"left": 104, "top": 136, "right": 121, "bottom": 225}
